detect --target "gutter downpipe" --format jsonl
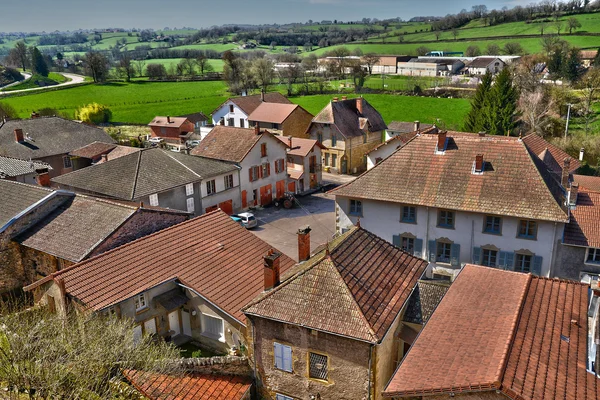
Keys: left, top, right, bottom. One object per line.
{"left": 368, "top": 344, "right": 373, "bottom": 400}
{"left": 549, "top": 221, "right": 559, "bottom": 277}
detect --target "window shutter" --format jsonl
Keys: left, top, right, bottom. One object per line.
{"left": 259, "top": 165, "right": 263, "bottom": 179}
{"left": 249, "top": 168, "right": 254, "bottom": 182}
{"left": 283, "top": 346, "right": 292, "bottom": 372}
{"left": 274, "top": 343, "right": 283, "bottom": 369}
{"left": 532, "top": 256, "right": 543, "bottom": 276}
{"left": 472, "top": 247, "right": 481, "bottom": 264}
{"left": 414, "top": 238, "right": 423, "bottom": 258}
{"left": 506, "top": 252, "right": 515, "bottom": 270}
{"left": 450, "top": 243, "right": 460, "bottom": 267}
{"left": 498, "top": 251, "right": 507, "bottom": 269}
{"left": 428, "top": 240, "right": 436, "bottom": 262}
{"left": 267, "top": 162, "right": 271, "bottom": 176}
{"left": 392, "top": 235, "right": 401, "bottom": 247}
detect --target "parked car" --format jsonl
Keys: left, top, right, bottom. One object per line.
{"left": 148, "top": 137, "right": 164, "bottom": 145}
{"left": 232, "top": 212, "right": 258, "bottom": 229}
{"left": 186, "top": 139, "right": 201, "bottom": 148}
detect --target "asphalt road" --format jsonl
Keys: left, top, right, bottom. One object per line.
{"left": 0, "top": 73, "right": 85, "bottom": 95}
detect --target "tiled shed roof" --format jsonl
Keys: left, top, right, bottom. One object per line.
{"left": 0, "top": 156, "right": 52, "bottom": 178}
{"left": 123, "top": 370, "right": 251, "bottom": 400}
{"left": 247, "top": 103, "right": 299, "bottom": 124}
{"left": 312, "top": 98, "right": 387, "bottom": 138}
{"left": 69, "top": 141, "right": 117, "bottom": 159}
{"left": 574, "top": 174, "right": 600, "bottom": 192}
{"left": 332, "top": 133, "right": 568, "bottom": 222}
{"left": 563, "top": 190, "right": 600, "bottom": 248}
{"left": 522, "top": 133, "right": 580, "bottom": 176}
{"left": 148, "top": 116, "right": 190, "bottom": 128}
{"left": 244, "top": 227, "right": 428, "bottom": 343}
{"left": 0, "top": 180, "right": 55, "bottom": 229}
{"left": 276, "top": 136, "right": 323, "bottom": 157}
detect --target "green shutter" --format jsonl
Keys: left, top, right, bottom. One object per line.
{"left": 532, "top": 256, "right": 543, "bottom": 276}
{"left": 498, "top": 251, "right": 507, "bottom": 269}
{"left": 450, "top": 243, "right": 461, "bottom": 267}
{"left": 506, "top": 252, "right": 515, "bottom": 270}
{"left": 472, "top": 247, "right": 481, "bottom": 264}
{"left": 428, "top": 240, "right": 437, "bottom": 262}
{"left": 414, "top": 238, "right": 423, "bottom": 258}
{"left": 392, "top": 235, "right": 401, "bottom": 248}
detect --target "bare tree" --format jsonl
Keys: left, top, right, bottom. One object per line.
{"left": 14, "top": 41, "right": 28, "bottom": 71}
{"left": 85, "top": 51, "right": 110, "bottom": 82}
{"left": 452, "top": 28, "right": 459, "bottom": 41}
{"left": 566, "top": 17, "right": 582, "bottom": 34}
{"left": 434, "top": 30, "right": 442, "bottom": 41}
{"left": 577, "top": 68, "right": 600, "bottom": 135}
{"left": 362, "top": 53, "right": 380, "bottom": 75}
{"left": 252, "top": 57, "right": 275, "bottom": 94}
{"left": 134, "top": 59, "right": 147, "bottom": 77}
{"left": 196, "top": 55, "right": 213, "bottom": 76}
{"left": 279, "top": 63, "right": 301, "bottom": 96}
{"left": 539, "top": 21, "right": 546, "bottom": 35}
{"left": 118, "top": 53, "right": 135, "bottom": 82}
{"left": 555, "top": 20, "right": 563, "bottom": 35}
{"left": 519, "top": 88, "right": 555, "bottom": 135}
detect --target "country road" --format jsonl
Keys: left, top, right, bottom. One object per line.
{"left": 0, "top": 72, "right": 86, "bottom": 96}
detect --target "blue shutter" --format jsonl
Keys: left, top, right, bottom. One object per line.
{"left": 428, "top": 240, "right": 437, "bottom": 262}
{"left": 450, "top": 243, "right": 461, "bottom": 267}
{"left": 282, "top": 345, "right": 292, "bottom": 372}
{"left": 274, "top": 343, "right": 283, "bottom": 369}
{"left": 392, "top": 235, "right": 401, "bottom": 248}
{"left": 414, "top": 238, "right": 424, "bottom": 258}
{"left": 472, "top": 247, "right": 481, "bottom": 264}
{"left": 498, "top": 251, "right": 507, "bottom": 269}
{"left": 532, "top": 256, "right": 543, "bottom": 276}
{"left": 506, "top": 252, "right": 515, "bottom": 271}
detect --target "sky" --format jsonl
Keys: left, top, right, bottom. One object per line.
{"left": 0, "top": 0, "right": 532, "bottom": 33}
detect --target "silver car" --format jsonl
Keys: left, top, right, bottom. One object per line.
{"left": 234, "top": 212, "right": 258, "bottom": 229}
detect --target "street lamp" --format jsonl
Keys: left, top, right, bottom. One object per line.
{"left": 564, "top": 103, "right": 573, "bottom": 139}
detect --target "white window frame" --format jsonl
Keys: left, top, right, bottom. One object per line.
{"left": 206, "top": 180, "right": 216, "bottom": 196}
{"left": 274, "top": 342, "right": 293, "bottom": 372}
{"left": 200, "top": 313, "right": 225, "bottom": 342}
{"left": 185, "top": 183, "right": 194, "bottom": 196}
{"left": 186, "top": 197, "right": 195, "bottom": 213}
{"left": 134, "top": 293, "right": 147, "bottom": 312}
{"left": 224, "top": 174, "right": 234, "bottom": 190}
{"left": 349, "top": 199, "right": 362, "bottom": 216}
{"left": 586, "top": 248, "right": 600, "bottom": 265}
{"left": 149, "top": 194, "right": 159, "bottom": 206}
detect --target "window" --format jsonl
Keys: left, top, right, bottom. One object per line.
{"left": 206, "top": 180, "right": 216, "bottom": 195}
{"left": 271, "top": 123, "right": 279, "bottom": 130}
{"left": 276, "top": 395, "right": 293, "bottom": 400}
{"left": 317, "top": 133, "right": 323, "bottom": 143}
{"left": 518, "top": 220, "right": 537, "bottom": 239}
{"left": 481, "top": 249, "right": 497, "bottom": 267}
{"left": 185, "top": 183, "right": 194, "bottom": 196}
{"left": 274, "top": 342, "right": 292, "bottom": 372}
{"left": 274, "top": 159, "right": 285, "bottom": 174}
{"left": 587, "top": 248, "right": 600, "bottom": 264}
{"left": 308, "top": 352, "right": 328, "bottom": 381}
{"left": 201, "top": 313, "right": 225, "bottom": 342}
{"left": 401, "top": 236, "right": 414, "bottom": 254}
{"left": 239, "top": 118, "right": 245, "bottom": 128}
{"left": 349, "top": 199, "right": 362, "bottom": 216}
{"left": 224, "top": 174, "right": 234, "bottom": 190}
{"left": 401, "top": 206, "right": 416, "bottom": 223}
{"left": 324, "top": 153, "right": 330, "bottom": 166}
{"left": 63, "top": 156, "right": 72, "bottom": 169}
{"left": 331, "top": 134, "right": 337, "bottom": 147}
{"left": 515, "top": 253, "right": 532, "bottom": 273}
{"left": 134, "top": 293, "right": 147, "bottom": 311}
{"left": 149, "top": 194, "right": 159, "bottom": 206}
{"left": 436, "top": 242, "right": 452, "bottom": 264}
{"left": 249, "top": 166, "right": 260, "bottom": 182}
{"left": 262, "top": 162, "right": 271, "bottom": 178}
{"left": 331, "top": 154, "right": 337, "bottom": 168}
{"left": 228, "top": 118, "right": 234, "bottom": 126}
{"left": 186, "top": 197, "right": 195, "bottom": 213}
{"left": 437, "top": 210, "right": 454, "bottom": 228}
{"left": 261, "top": 143, "right": 267, "bottom": 157}
{"left": 229, "top": 104, "right": 234, "bottom": 113}
{"left": 484, "top": 216, "right": 502, "bottom": 234}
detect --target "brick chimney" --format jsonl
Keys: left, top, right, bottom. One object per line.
{"left": 167, "top": 115, "right": 171, "bottom": 123}
{"left": 254, "top": 123, "right": 260, "bottom": 135}
{"left": 342, "top": 96, "right": 348, "bottom": 100}
{"left": 475, "top": 154, "right": 484, "bottom": 172}
{"left": 101, "top": 153, "right": 108, "bottom": 162}
{"left": 30, "top": 111, "right": 40, "bottom": 119}
{"left": 569, "top": 183, "right": 579, "bottom": 206}
{"left": 436, "top": 131, "right": 447, "bottom": 152}
{"left": 478, "top": 131, "right": 486, "bottom": 137}
{"left": 414, "top": 121, "right": 420, "bottom": 131}
{"left": 297, "top": 225, "right": 312, "bottom": 262}
{"left": 14, "top": 128, "right": 24, "bottom": 143}
{"left": 263, "top": 249, "right": 282, "bottom": 291}
{"left": 332, "top": 97, "right": 338, "bottom": 102}
{"left": 356, "top": 97, "right": 363, "bottom": 114}
{"left": 561, "top": 157, "right": 571, "bottom": 188}
{"left": 35, "top": 168, "right": 50, "bottom": 187}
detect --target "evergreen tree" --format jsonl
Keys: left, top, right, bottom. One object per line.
{"left": 487, "top": 68, "right": 519, "bottom": 135}
{"left": 562, "top": 47, "right": 581, "bottom": 82}
{"left": 464, "top": 70, "right": 492, "bottom": 132}
{"left": 31, "top": 47, "right": 49, "bottom": 77}
{"left": 594, "top": 48, "right": 600, "bottom": 67}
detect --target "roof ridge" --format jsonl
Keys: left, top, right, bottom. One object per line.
{"left": 0, "top": 178, "right": 54, "bottom": 193}
{"left": 163, "top": 150, "right": 202, "bottom": 179}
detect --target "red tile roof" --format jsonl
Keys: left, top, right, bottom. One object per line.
{"left": 148, "top": 116, "right": 190, "bottom": 128}
{"left": 247, "top": 103, "right": 299, "bottom": 124}
{"left": 564, "top": 190, "right": 600, "bottom": 248}
{"left": 26, "top": 211, "right": 295, "bottom": 323}
{"left": 522, "top": 133, "right": 581, "bottom": 176}
{"left": 212, "top": 92, "right": 292, "bottom": 116}
{"left": 123, "top": 370, "right": 251, "bottom": 400}
{"left": 383, "top": 264, "right": 600, "bottom": 399}
{"left": 275, "top": 136, "right": 323, "bottom": 157}
{"left": 244, "top": 227, "right": 428, "bottom": 342}
{"left": 332, "top": 133, "right": 568, "bottom": 222}
{"left": 574, "top": 174, "right": 600, "bottom": 192}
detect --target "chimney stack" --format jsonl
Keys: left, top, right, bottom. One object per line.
{"left": 30, "top": 111, "right": 40, "bottom": 119}
{"left": 356, "top": 97, "right": 363, "bottom": 114}
{"left": 14, "top": 128, "right": 24, "bottom": 143}
{"left": 475, "top": 154, "right": 484, "bottom": 172}
{"left": 254, "top": 124, "right": 260, "bottom": 135}
{"left": 35, "top": 168, "right": 50, "bottom": 187}
{"left": 414, "top": 121, "right": 420, "bottom": 131}
{"left": 569, "top": 183, "right": 579, "bottom": 206}
{"left": 436, "top": 131, "right": 447, "bottom": 152}
{"left": 100, "top": 153, "right": 108, "bottom": 162}
{"left": 297, "top": 225, "right": 312, "bottom": 262}
{"left": 332, "top": 97, "right": 338, "bottom": 102}
{"left": 478, "top": 131, "right": 486, "bottom": 137}
{"left": 288, "top": 136, "right": 293, "bottom": 149}
{"left": 263, "top": 249, "right": 282, "bottom": 291}
{"left": 561, "top": 157, "right": 571, "bottom": 189}
{"left": 167, "top": 116, "right": 171, "bottom": 123}
{"left": 579, "top": 148, "right": 585, "bottom": 162}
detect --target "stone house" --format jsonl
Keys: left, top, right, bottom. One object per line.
{"left": 191, "top": 126, "right": 289, "bottom": 208}
{"left": 383, "top": 264, "right": 600, "bottom": 399}
{"left": 332, "top": 131, "right": 572, "bottom": 279}
{"left": 243, "top": 226, "right": 429, "bottom": 400}
{"left": 0, "top": 116, "right": 115, "bottom": 178}
{"left": 52, "top": 148, "right": 241, "bottom": 215}
{"left": 211, "top": 92, "right": 292, "bottom": 129}
{"left": 247, "top": 103, "right": 314, "bottom": 138}
{"left": 275, "top": 136, "right": 324, "bottom": 194}
{"left": 0, "top": 156, "right": 52, "bottom": 185}
{"left": 385, "top": 121, "right": 433, "bottom": 141}
{"left": 24, "top": 211, "right": 295, "bottom": 355}
{"left": 306, "top": 97, "right": 387, "bottom": 175}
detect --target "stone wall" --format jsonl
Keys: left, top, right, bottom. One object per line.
{"left": 283, "top": 108, "right": 313, "bottom": 139}
{"left": 554, "top": 242, "right": 599, "bottom": 280}
{"left": 174, "top": 355, "right": 252, "bottom": 377}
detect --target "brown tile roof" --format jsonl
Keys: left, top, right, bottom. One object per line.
{"left": 103, "top": 145, "right": 141, "bottom": 161}
{"left": 27, "top": 211, "right": 295, "bottom": 323}
{"left": 564, "top": 190, "right": 600, "bottom": 248}
{"left": 148, "top": 116, "right": 190, "bottom": 128}
{"left": 387, "top": 121, "right": 434, "bottom": 133}
{"left": 275, "top": 136, "right": 323, "bottom": 157}
{"left": 247, "top": 103, "right": 299, "bottom": 124}
{"left": 223, "top": 92, "right": 291, "bottom": 115}
{"left": 384, "top": 264, "right": 600, "bottom": 399}
{"left": 69, "top": 141, "right": 117, "bottom": 159}
{"left": 178, "top": 112, "right": 208, "bottom": 124}
{"left": 0, "top": 156, "right": 52, "bottom": 178}
{"left": 0, "top": 180, "right": 56, "bottom": 230}
{"left": 332, "top": 133, "right": 568, "bottom": 222}
{"left": 580, "top": 50, "right": 599, "bottom": 59}
{"left": 522, "top": 133, "right": 581, "bottom": 177}
{"left": 123, "top": 370, "right": 251, "bottom": 400}
{"left": 574, "top": 174, "right": 600, "bottom": 192}
{"left": 244, "top": 227, "right": 429, "bottom": 342}
{"left": 311, "top": 97, "right": 387, "bottom": 138}
{"left": 288, "top": 169, "right": 303, "bottom": 180}
{"left": 191, "top": 126, "right": 287, "bottom": 163}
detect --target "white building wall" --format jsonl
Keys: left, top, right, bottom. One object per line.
{"left": 335, "top": 196, "right": 562, "bottom": 277}
{"left": 367, "top": 144, "right": 400, "bottom": 170}
{"left": 211, "top": 101, "right": 249, "bottom": 128}
{"left": 200, "top": 169, "right": 242, "bottom": 213}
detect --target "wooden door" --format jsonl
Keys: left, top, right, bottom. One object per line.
{"left": 260, "top": 184, "right": 272, "bottom": 206}
{"left": 276, "top": 180, "right": 285, "bottom": 199}
{"left": 242, "top": 190, "right": 247, "bottom": 209}
{"left": 218, "top": 199, "right": 233, "bottom": 215}
{"left": 205, "top": 205, "right": 218, "bottom": 213}
{"left": 287, "top": 181, "right": 296, "bottom": 193}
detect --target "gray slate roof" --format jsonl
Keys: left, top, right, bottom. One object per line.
{"left": 403, "top": 280, "right": 450, "bottom": 324}
{"left": 0, "top": 117, "right": 115, "bottom": 159}
{"left": 0, "top": 180, "right": 54, "bottom": 229}
{"left": 52, "top": 148, "right": 238, "bottom": 200}
{"left": 0, "top": 156, "right": 52, "bottom": 178}
{"left": 312, "top": 98, "right": 387, "bottom": 138}
{"left": 387, "top": 121, "right": 434, "bottom": 134}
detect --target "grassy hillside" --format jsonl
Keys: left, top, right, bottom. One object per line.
{"left": 1, "top": 74, "right": 60, "bottom": 91}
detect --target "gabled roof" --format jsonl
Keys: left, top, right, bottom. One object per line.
{"left": 69, "top": 141, "right": 117, "bottom": 159}
{"left": 522, "top": 133, "right": 580, "bottom": 176}
{"left": 564, "top": 189, "right": 600, "bottom": 248}
{"left": 190, "top": 126, "right": 287, "bottom": 163}
{"left": 123, "top": 370, "right": 251, "bottom": 400}
{"left": 0, "top": 180, "right": 55, "bottom": 229}
{"left": 52, "top": 148, "right": 237, "bottom": 201}
{"left": 275, "top": 136, "right": 324, "bottom": 157}
{"left": 25, "top": 211, "right": 295, "bottom": 323}
{"left": 247, "top": 103, "right": 299, "bottom": 124}
{"left": 384, "top": 264, "right": 599, "bottom": 399}
{"left": 366, "top": 131, "right": 419, "bottom": 156}
{"left": 312, "top": 98, "right": 387, "bottom": 138}
{"left": 574, "top": 174, "right": 600, "bottom": 192}
{"left": 212, "top": 92, "right": 291, "bottom": 116}
{"left": 244, "top": 227, "right": 428, "bottom": 343}
{"left": 0, "top": 117, "right": 115, "bottom": 159}
{"left": 387, "top": 121, "right": 434, "bottom": 133}
{"left": 402, "top": 280, "right": 450, "bottom": 325}
{"left": 178, "top": 112, "right": 208, "bottom": 124}
{"left": 0, "top": 156, "right": 52, "bottom": 178}
{"left": 332, "top": 132, "right": 568, "bottom": 222}
{"left": 466, "top": 57, "right": 504, "bottom": 68}
{"left": 148, "top": 116, "right": 190, "bottom": 128}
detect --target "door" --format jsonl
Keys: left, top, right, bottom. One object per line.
{"left": 276, "top": 180, "right": 285, "bottom": 199}
{"left": 252, "top": 189, "right": 258, "bottom": 206}
{"left": 242, "top": 190, "right": 247, "bottom": 209}
{"left": 186, "top": 197, "right": 195, "bottom": 213}
{"left": 287, "top": 181, "right": 296, "bottom": 193}
{"left": 144, "top": 318, "right": 157, "bottom": 335}
{"left": 168, "top": 310, "right": 181, "bottom": 336}
{"left": 341, "top": 157, "right": 348, "bottom": 174}
{"left": 260, "top": 184, "right": 272, "bottom": 206}
{"left": 182, "top": 310, "right": 192, "bottom": 336}
{"left": 218, "top": 199, "right": 233, "bottom": 215}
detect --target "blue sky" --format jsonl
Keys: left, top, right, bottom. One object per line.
{"left": 1, "top": 0, "right": 531, "bottom": 32}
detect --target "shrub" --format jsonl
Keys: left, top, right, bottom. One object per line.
{"left": 75, "top": 102, "right": 112, "bottom": 124}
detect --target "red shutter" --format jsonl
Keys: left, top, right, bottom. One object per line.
{"left": 249, "top": 167, "right": 254, "bottom": 182}
{"left": 267, "top": 162, "right": 271, "bottom": 177}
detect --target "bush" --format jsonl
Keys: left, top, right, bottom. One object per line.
{"left": 146, "top": 63, "right": 167, "bottom": 80}
{"left": 75, "top": 103, "right": 112, "bottom": 124}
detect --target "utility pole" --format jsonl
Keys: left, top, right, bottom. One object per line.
{"left": 564, "top": 103, "right": 573, "bottom": 139}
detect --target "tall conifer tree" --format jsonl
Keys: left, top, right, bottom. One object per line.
{"left": 487, "top": 68, "right": 519, "bottom": 135}
{"left": 464, "top": 70, "right": 492, "bottom": 132}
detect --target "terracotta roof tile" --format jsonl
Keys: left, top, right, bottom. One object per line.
{"left": 332, "top": 133, "right": 567, "bottom": 222}
{"left": 244, "top": 228, "right": 428, "bottom": 342}
{"left": 148, "top": 116, "right": 190, "bottom": 128}
{"left": 69, "top": 141, "right": 117, "bottom": 159}
{"left": 522, "top": 133, "right": 581, "bottom": 176}
{"left": 574, "top": 174, "right": 600, "bottom": 192}
{"left": 247, "top": 103, "right": 299, "bottom": 124}
{"left": 225, "top": 92, "right": 291, "bottom": 115}
{"left": 564, "top": 190, "right": 600, "bottom": 248}
{"left": 275, "top": 136, "right": 323, "bottom": 157}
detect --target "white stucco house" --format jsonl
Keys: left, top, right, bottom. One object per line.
{"left": 463, "top": 57, "right": 505, "bottom": 75}
{"left": 210, "top": 92, "right": 292, "bottom": 128}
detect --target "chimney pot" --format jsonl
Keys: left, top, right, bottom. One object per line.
{"left": 436, "top": 131, "right": 447, "bottom": 152}
{"left": 14, "top": 128, "right": 24, "bottom": 143}
{"left": 35, "top": 169, "right": 50, "bottom": 187}
{"left": 561, "top": 157, "right": 571, "bottom": 188}
{"left": 288, "top": 136, "right": 293, "bottom": 149}
{"left": 332, "top": 97, "right": 338, "bottom": 102}
{"left": 167, "top": 115, "right": 171, "bottom": 123}
{"left": 254, "top": 124, "right": 260, "bottom": 135}
{"left": 414, "top": 121, "right": 420, "bottom": 131}
{"left": 264, "top": 250, "right": 282, "bottom": 291}
{"left": 297, "top": 225, "right": 312, "bottom": 262}
{"left": 30, "top": 111, "right": 40, "bottom": 119}
{"left": 478, "top": 131, "right": 486, "bottom": 137}
{"left": 475, "top": 154, "right": 484, "bottom": 172}
{"left": 356, "top": 97, "right": 363, "bottom": 114}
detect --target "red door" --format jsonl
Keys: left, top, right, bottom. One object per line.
{"left": 287, "top": 181, "right": 296, "bottom": 193}
{"left": 276, "top": 180, "right": 285, "bottom": 199}
{"left": 218, "top": 199, "right": 233, "bottom": 215}
{"left": 241, "top": 190, "right": 247, "bottom": 209}
{"left": 260, "top": 184, "right": 272, "bottom": 206}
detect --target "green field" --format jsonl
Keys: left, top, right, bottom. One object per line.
{"left": 141, "top": 58, "right": 224, "bottom": 72}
